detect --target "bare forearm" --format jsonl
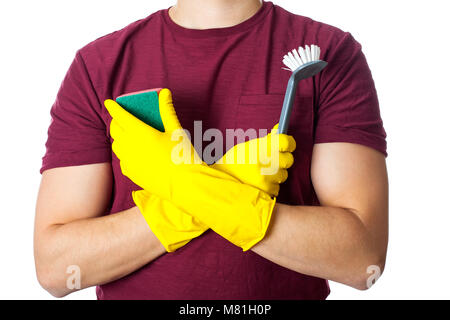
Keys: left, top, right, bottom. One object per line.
{"left": 34, "top": 206, "right": 165, "bottom": 297}
{"left": 252, "top": 204, "right": 387, "bottom": 289}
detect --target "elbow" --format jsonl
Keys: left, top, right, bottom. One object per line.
{"left": 34, "top": 227, "right": 73, "bottom": 298}
{"left": 350, "top": 250, "right": 387, "bottom": 291}
{"left": 35, "top": 245, "right": 72, "bottom": 298}
{"left": 35, "top": 265, "right": 70, "bottom": 298}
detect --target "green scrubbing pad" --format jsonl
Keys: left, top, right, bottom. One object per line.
{"left": 116, "top": 89, "right": 165, "bottom": 132}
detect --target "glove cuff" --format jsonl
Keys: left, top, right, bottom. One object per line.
{"left": 240, "top": 196, "right": 277, "bottom": 251}
{"left": 133, "top": 190, "right": 208, "bottom": 252}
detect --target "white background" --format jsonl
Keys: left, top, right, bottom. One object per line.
{"left": 0, "top": 0, "right": 449, "bottom": 300}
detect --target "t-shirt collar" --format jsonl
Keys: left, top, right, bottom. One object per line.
{"left": 161, "top": 1, "right": 273, "bottom": 38}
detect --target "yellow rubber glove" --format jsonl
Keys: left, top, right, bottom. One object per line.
{"left": 133, "top": 126, "right": 295, "bottom": 252}
{"left": 105, "top": 89, "right": 294, "bottom": 251}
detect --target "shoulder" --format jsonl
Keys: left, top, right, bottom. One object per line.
{"left": 272, "top": 3, "right": 357, "bottom": 51}
{"left": 68, "top": 10, "right": 164, "bottom": 94}
{"left": 74, "top": 10, "right": 163, "bottom": 76}
{"left": 81, "top": 11, "right": 160, "bottom": 56}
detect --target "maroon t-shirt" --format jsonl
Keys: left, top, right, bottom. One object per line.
{"left": 41, "top": 1, "right": 386, "bottom": 300}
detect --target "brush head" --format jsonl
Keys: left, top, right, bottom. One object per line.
{"left": 282, "top": 44, "right": 322, "bottom": 72}
{"left": 282, "top": 44, "right": 327, "bottom": 82}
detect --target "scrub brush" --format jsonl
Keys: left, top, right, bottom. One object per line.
{"left": 278, "top": 45, "right": 328, "bottom": 134}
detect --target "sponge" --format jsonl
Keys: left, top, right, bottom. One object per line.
{"left": 116, "top": 88, "right": 165, "bottom": 132}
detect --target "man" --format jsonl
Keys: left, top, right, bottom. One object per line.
{"left": 35, "top": 0, "right": 388, "bottom": 299}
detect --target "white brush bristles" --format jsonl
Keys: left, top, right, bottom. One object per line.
{"left": 282, "top": 44, "right": 321, "bottom": 72}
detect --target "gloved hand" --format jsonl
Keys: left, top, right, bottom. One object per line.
{"left": 105, "top": 89, "right": 296, "bottom": 251}
{"left": 212, "top": 124, "right": 295, "bottom": 197}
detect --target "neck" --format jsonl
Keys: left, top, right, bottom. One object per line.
{"left": 169, "top": 0, "right": 263, "bottom": 30}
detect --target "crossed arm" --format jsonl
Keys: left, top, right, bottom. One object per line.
{"left": 34, "top": 142, "right": 388, "bottom": 297}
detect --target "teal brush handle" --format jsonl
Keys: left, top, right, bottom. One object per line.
{"left": 278, "top": 75, "right": 299, "bottom": 134}
{"left": 278, "top": 60, "right": 328, "bottom": 134}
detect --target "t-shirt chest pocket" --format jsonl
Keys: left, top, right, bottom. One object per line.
{"left": 236, "top": 93, "right": 314, "bottom": 146}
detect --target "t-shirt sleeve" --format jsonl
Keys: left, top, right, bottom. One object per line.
{"left": 314, "top": 32, "right": 387, "bottom": 156}
{"left": 40, "top": 51, "right": 111, "bottom": 174}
